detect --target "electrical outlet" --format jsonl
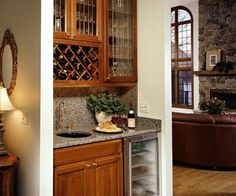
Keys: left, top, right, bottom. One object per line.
{"left": 21, "top": 111, "right": 28, "bottom": 125}
{"left": 139, "top": 102, "right": 149, "bottom": 113}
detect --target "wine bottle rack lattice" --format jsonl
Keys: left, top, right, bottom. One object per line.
{"left": 53, "top": 44, "right": 99, "bottom": 81}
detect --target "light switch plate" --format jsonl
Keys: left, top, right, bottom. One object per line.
{"left": 139, "top": 102, "right": 149, "bottom": 113}
{"left": 21, "top": 111, "right": 28, "bottom": 125}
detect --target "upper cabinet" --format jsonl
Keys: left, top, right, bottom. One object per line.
{"left": 104, "top": 0, "right": 137, "bottom": 83}
{"left": 54, "top": 0, "right": 102, "bottom": 42}
{"left": 53, "top": 0, "right": 137, "bottom": 87}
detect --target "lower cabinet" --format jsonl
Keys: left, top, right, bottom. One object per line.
{"left": 54, "top": 140, "right": 123, "bottom": 196}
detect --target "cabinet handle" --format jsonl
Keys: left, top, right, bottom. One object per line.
{"left": 67, "top": 33, "right": 70, "bottom": 37}
{"left": 86, "top": 164, "right": 92, "bottom": 168}
{"left": 92, "top": 163, "right": 98, "bottom": 167}
{"left": 106, "top": 76, "right": 110, "bottom": 81}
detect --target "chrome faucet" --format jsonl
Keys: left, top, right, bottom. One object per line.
{"left": 56, "top": 101, "right": 65, "bottom": 131}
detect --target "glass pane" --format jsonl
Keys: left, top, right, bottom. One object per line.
{"left": 178, "top": 9, "right": 191, "bottom": 22}
{"left": 54, "top": 0, "right": 66, "bottom": 32}
{"left": 108, "top": 0, "right": 134, "bottom": 77}
{"left": 178, "top": 23, "right": 191, "bottom": 58}
{"left": 76, "top": 0, "right": 97, "bottom": 35}
{"left": 131, "top": 139, "right": 158, "bottom": 195}
{"left": 178, "top": 70, "right": 192, "bottom": 105}
{"left": 177, "top": 61, "right": 192, "bottom": 68}
{"left": 171, "top": 27, "right": 175, "bottom": 59}
{"left": 171, "top": 11, "right": 175, "bottom": 24}
{"left": 172, "top": 70, "right": 176, "bottom": 104}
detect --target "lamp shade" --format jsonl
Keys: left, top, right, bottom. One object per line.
{"left": 0, "top": 87, "right": 15, "bottom": 111}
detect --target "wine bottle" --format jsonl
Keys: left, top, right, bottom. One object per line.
{"left": 128, "top": 103, "right": 135, "bottom": 129}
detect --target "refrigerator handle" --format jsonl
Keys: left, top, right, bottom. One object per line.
{"left": 124, "top": 139, "right": 132, "bottom": 196}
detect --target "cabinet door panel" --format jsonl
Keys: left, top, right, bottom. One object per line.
{"left": 54, "top": 161, "right": 92, "bottom": 196}
{"left": 104, "top": 0, "right": 137, "bottom": 83}
{"left": 71, "top": 0, "right": 103, "bottom": 42}
{"left": 95, "top": 154, "right": 123, "bottom": 196}
{"left": 54, "top": 0, "right": 71, "bottom": 39}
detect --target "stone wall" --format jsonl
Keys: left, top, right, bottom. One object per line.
{"left": 199, "top": 0, "right": 236, "bottom": 101}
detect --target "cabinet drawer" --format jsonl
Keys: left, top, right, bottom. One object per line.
{"left": 54, "top": 139, "right": 122, "bottom": 166}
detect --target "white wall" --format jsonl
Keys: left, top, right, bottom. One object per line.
{"left": 171, "top": 0, "right": 199, "bottom": 113}
{"left": 137, "top": 0, "right": 172, "bottom": 195}
{"left": 0, "top": 0, "right": 53, "bottom": 196}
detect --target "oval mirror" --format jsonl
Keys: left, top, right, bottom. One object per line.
{"left": 2, "top": 45, "right": 13, "bottom": 89}
{"left": 0, "top": 29, "right": 17, "bottom": 95}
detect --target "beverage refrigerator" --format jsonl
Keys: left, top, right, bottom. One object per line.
{"left": 124, "top": 132, "right": 159, "bottom": 196}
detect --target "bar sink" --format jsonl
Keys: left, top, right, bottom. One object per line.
{"left": 56, "top": 131, "right": 91, "bottom": 138}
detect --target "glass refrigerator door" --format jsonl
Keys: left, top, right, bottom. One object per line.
{"left": 131, "top": 138, "right": 159, "bottom": 196}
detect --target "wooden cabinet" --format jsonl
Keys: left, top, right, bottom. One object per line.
{"left": 0, "top": 154, "right": 19, "bottom": 196}
{"left": 54, "top": 0, "right": 102, "bottom": 41}
{"left": 54, "top": 140, "right": 123, "bottom": 196}
{"left": 53, "top": 0, "right": 137, "bottom": 87}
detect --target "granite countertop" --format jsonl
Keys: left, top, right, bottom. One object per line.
{"left": 54, "top": 117, "right": 161, "bottom": 149}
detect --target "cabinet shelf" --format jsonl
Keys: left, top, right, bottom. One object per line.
{"left": 194, "top": 70, "right": 236, "bottom": 76}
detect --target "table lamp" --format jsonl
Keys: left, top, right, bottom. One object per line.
{"left": 0, "top": 86, "right": 15, "bottom": 156}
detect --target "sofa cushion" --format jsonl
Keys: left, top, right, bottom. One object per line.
{"left": 214, "top": 114, "right": 236, "bottom": 124}
{"left": 172, "top": 112, "right": 215, "bottom": 124}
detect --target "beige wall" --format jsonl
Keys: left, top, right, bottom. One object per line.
{"left": 0, "top": 0, "right": 53, "bottom": 196}
{"left": 137, "top": 0, "right": 172, "bottom": 195}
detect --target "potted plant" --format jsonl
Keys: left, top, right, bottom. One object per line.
{"left": 87, "top": 93, "right": 126, "bottom": 124}
{"left": 199, "top": 97, "right": 225, "bottom": 115}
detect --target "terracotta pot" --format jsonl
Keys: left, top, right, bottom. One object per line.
{"left": 95, "top": 112, "right": 112, "bottom": 124}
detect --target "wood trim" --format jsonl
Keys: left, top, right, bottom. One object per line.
{"left": 54, "top": 80, "right": 136, "bottom": 88}
{"left": 194, "top": 70, "right": 236, "bottom": 76}
{"left": 54, "top": 140, "right": 122, "bottom": 166}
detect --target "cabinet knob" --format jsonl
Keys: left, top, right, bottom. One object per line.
{"left": 73, "top": 35, "right": 77, "bottom": 38}
{"left": 92, "top": 163, "right": 98, "bottom": 167}
{"left": 106, "top": 76, "right": 110, "bottom": 81}
{"left": 86, "top": 164, "right": 92, "bottom": 168}
{"left": 67, "top": 33, "right": 70, "bottom": 37}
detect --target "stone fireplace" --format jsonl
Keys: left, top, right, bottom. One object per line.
{"left": 198, "top": 0, "right": 236, "bottom": 104}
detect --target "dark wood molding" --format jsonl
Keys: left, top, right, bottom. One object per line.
{"left": 194, "top": 70, "right": 236, "bottom": 76}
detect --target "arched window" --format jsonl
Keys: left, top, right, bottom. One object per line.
{"left": 171, "top": 6, "right": 193, "bottom": 108}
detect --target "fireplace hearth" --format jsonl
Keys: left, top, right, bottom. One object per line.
{"left": 210, "top": 89, "right": 236, "bottom": 110}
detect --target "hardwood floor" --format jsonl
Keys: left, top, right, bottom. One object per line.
{"left": 173, "top": 165, "right": 236, "bottom": 196}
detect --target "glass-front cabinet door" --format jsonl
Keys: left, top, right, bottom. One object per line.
{"left": 54, "top": 0, "right": 102, "bottom": 42}
{"left": 54, "top": 0, "right": 71, "bottom": 39}
{"left": 105, "top": 0, "right": 137, "bottom": 83}
{"left": 71, "top": 0, "right": 102, "bottom": 41}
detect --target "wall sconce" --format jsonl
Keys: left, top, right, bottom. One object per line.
{"left": 0, "top": 86, "right": 15, "bottom": 156}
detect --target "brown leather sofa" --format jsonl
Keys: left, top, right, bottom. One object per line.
{"left": 172, "top": 112, "right": 236, "bottom": 169}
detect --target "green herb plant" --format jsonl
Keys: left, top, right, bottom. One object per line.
{"left": 87, "top": 93, "right": 126, "bottom": 115}
{"left": 199, "top": 97, "right": 225, "bottom": 115}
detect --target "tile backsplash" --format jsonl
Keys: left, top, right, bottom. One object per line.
{"left": 53, "top": 87, "right": 137, "bottom": 129}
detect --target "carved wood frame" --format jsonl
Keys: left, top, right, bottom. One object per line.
{"left": 0, "top": 29, "right": 17, "bottom": 96}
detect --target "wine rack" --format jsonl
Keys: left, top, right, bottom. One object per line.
{"left": 53, "top": 43, "right": 99, "bottom": 81}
